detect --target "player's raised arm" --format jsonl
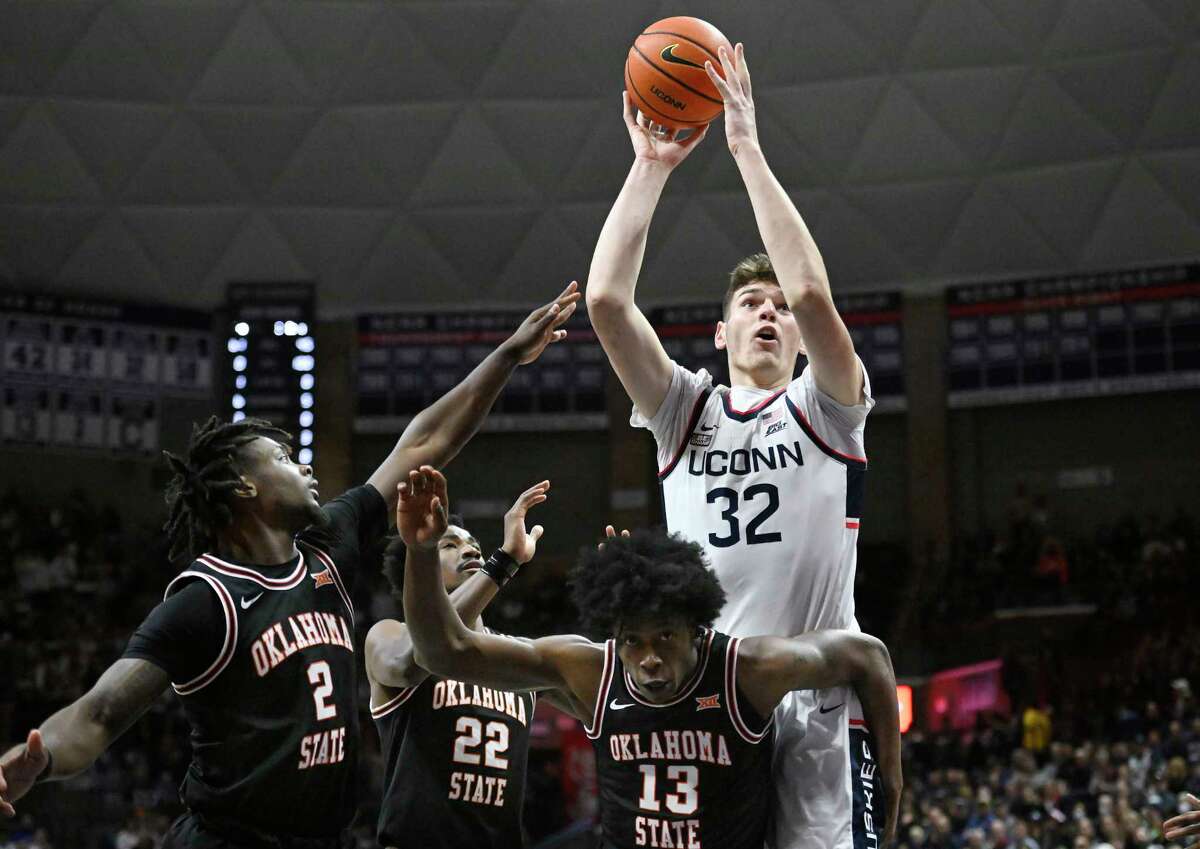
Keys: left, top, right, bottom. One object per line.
{"left": 365, "top": 480, "right": 549, "bottom": 690}
{"left": 736, "top": 630, "right": 902, "bottom": 844}
{"left": 397, "top": 467, "right": 604, "bottom": 701}
{"left": 0, "top": 658, "right": 169, "bottom": 816}
{"left": 585, "top": 93, "right": 708, "bottom": 419}
{"left": 366, "top": 283, "right": 580, "bottom": 513}
{"left": 706, "top": 45, "right": 862, "bottom": 406}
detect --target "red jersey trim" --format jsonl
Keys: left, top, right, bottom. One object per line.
{"left": 165, "top": 571, "right": 238, "bottom": 696}
{"left": 198, "top": 551, "right": 308, "bottom": 589}
{"left": 306, "top": 546, "right": 356, "bottom": 625}
{"left": 784, "top": 397, "right": 868, "bottom": 467}
{"left": 726, "top": 637, "right": 773, "bottom": 743}
{"left": 585, "top": 640, "right": 616, "bottom": 740}
{"left": 720, "top": 387, "right": 787, "bottom": 420}
{"left": 370, "top": 683, "right": 420, "bottom": 719}
{"left": 622, "top": 629, "right": 715, "bottom": 708}
{"left": 658, "top": 388, "right": 713, "bottom": 480}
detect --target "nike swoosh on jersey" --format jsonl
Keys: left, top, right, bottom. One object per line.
{"left": 818, "top": 701, "right": 845, "bottom": 714}
{"left": 660, "top": 43, "right": 705, "bottom": 70}
{"left": 610, "top": 699, "right": 635, "bottom": 710}
{"left": 240, "top": 592, "right": 264, "bottom": 609}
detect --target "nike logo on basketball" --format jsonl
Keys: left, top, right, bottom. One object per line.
{"left": 819, "top": 702, "right": 845, "bottom": 714}
{"left": 610, "top": 699, "right": 635, "bottom": 710}
{"left": 660, "top": 43, "right": 705, "bottom": 69}
{"left": 241, "top": 593, "right": 264, "bottom": 609}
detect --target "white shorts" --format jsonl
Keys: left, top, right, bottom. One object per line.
{"left": 768, "top": 686, "right": 885, "bottom": 849}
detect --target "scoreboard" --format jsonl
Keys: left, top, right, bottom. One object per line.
{"left": 653, "top": 291, "right": 906, "bottom": 411}
{"left": 0, "top": 290, "right": 212, "bottom": 453}
{"left": 946, "top": 264, "right": 1200, "bottom": 407}
{"left": 355, "top": 308, "right": 607, "bottom": 433}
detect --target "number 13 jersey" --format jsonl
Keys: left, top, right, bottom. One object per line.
{"left": 632, "top": 361, "right": 873, "bottom": 637}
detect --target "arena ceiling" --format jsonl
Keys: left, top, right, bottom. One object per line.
{"left": 1, "top": 0, "right": 1198, "bottom": 315}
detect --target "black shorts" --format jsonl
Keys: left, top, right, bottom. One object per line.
{"left": 162, "top": 813, "right": 348, "bottom": 849}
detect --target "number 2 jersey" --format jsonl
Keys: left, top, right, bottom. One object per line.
{"left": 585, "top": 629, "right": 774, "bottom": 849}
{"left": 632, "top": 361, "right": 874, "bottom": 637}
{"left": 122, "top": 485, "right": 388, "bottom": 839}
{"left": 371, "top": 656, "right": 536, "bottom": 848}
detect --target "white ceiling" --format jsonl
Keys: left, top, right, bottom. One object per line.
{"left": 1, "top": 0, "right": 1198, "bottom": 316}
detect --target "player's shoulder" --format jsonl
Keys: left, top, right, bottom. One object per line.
{"left": 366, "top": 617, "right": 407, "bottom": 649}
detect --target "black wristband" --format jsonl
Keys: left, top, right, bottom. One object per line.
{"left": 34, "top": 746, "right": 54, "bottom": 784}
{"left": 481, "top": 549, "right": 520, "bottom": 588}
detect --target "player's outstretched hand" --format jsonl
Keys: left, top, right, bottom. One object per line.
{"left": 1165, "top": 793, "right": 1200, "bottom": 841}
{"left": 622, "top": 91, "right": 708, "bottom": 169}
{"left": 506, "top": 282, "right": 582, "bottom": 366}
{"left": 0, "top": 729, "right": 50, "bottom": 816}
{"left": 598, "top": 524, "right": 631, "bottom": 549}
{"left": 502, "top": 481, "right": 550, "bottom": 565}
{"left": 704, "top": 43, "right": 759, "bottom": 158}
{"left": 396, "top": 466, "right": 449, "bottom": 551}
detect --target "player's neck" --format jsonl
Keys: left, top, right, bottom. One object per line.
{"left": 214, "top": 521, "right": 299, "bottom": 566}
{"left": 728, "top": 365, "right": 790, "bottom": 393}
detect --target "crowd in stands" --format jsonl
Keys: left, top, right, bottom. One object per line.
{"left": 1, "top": 484, "right": 1197, "bottom": 849}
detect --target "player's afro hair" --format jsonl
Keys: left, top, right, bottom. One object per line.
{"left": 381, "top": 513, "right": 466, "bottom": 603}
{"left": 162, "top": 415, "right": 292, "bottom": 562}
{"left": 570, "top": 528, "right": 726, "bottom": 639}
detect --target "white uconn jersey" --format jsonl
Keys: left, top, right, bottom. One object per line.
{"left": 633, "top": 361, "right": 874, "bottom": 637}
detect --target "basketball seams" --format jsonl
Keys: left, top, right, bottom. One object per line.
{"left": 631, "top": 42, "right": 724, "bottom": 107}
{"left": 624, "top": 60, "right": 709, "bottom": 128}
{"left": 642, "top": 29, "right": 726, "bottom": 64}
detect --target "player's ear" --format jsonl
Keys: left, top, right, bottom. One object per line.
{"left": 714, "top": 321, "right": 727, "bottom": 351}
{"left": 233, "top": 475, "right": 257, "bottom": 500}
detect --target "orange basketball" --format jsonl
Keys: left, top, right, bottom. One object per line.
{"left": 624, "top": 16, "right": 733, "bottom": 133}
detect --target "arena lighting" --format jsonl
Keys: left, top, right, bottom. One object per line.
{"left": 299, "top": 411, "right": 313, "bottom": 428}
{"left": 299, "top": 429, "right": 313, "bottom": 446}
{"left": 897, "top": 685, "right": 913, "bottom": 734}
{"left": 235, "top": 375, "right": 247, "bottom": 390}
{"left": 292, "top": 354, "right": 315, "bottom": 372}
{"left": 233, "top": 321, "right": 249, "bottom": 336}
{"left": 297, "top": 448, "right": 313, "bottom": 465}
{"left": 232, "top": 411, "right": 245, "bottom": 423}
{"left": 299, "top": 374, "right": 314, "bottom": 391}
{"left": 232, "top": 355, "right": 246, "bottom": 372}
{"left": 296, "top": 336, "right": 315, "bottom": 353}
{"left": 231, "top": 394, "right": 245, "bottom": 410}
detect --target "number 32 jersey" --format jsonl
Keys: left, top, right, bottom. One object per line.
{"left": 586, "top": 629, "right": 774, "bottom": 849}
{"left": 632, "top": 361, "right": 874, "bottom": 637}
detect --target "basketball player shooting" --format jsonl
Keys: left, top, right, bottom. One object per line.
{"left": 394, "top": 466, "right": 900, "bottom": 849}
{"left": 586, "top": 43, "right": 893, "bottom": 849}
{"left": 0, "top": 284, "right": 579, "bottom": 849}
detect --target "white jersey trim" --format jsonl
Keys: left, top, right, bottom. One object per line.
{"left": 306, "top": 546, "right": 356, "bottom": 625}
{"left": 370, "top": 681, "right": 421, "bottom": 719}
{"left": 164, "top": 571, "right": 238, "bottom": 696}
{"left": 725, "top": 637, "right": 773, "bottom": 744}
{"left": 584, "top": 640, "right": 616, "bottom": 740}
{"left": 198, "top": 550, "right": 307, "bottom": 589}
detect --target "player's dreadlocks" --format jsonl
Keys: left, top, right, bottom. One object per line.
{"left": 162, "top": 415, "right": 292, "bottom": 562}
{"left": 570, "top": 528, "right": 726, "bottom": 640}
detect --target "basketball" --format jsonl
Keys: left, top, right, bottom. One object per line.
{"left": 624, "top": 16, "right": 734, "bottom": 132}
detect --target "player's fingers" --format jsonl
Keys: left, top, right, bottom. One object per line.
{"left": 605, "top": 525, "right": 617, "bottom": 538}
{"left": 622, "top": 91, "right": 638, "bottom": 126}
{"left": 703, "top": 60, "right": 732, "bottom": 102}
{"left": 1188, "top": 793, "right": 1200, "bottom": 808}
{"left": 1165, "top": 824, "right": 1200, "bottom": 840}
{"left": 529, "top": 525, "right": 544, "bottom": 542}
{"left": 621, "top": 528, "right": 630, "bottom": 537}
{"left": 735, "top": 42, "right": 752, "bottom": 99}
{"left": 0, "top": 800, "right": 13, "bottom": 817}
{"left": 1165, "top": 812, "right": 1200, "bottom": 830}
{"left": 550, "top": 299, "right": 578, "bottom": 328}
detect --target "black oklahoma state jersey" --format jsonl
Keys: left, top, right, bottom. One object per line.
{"left": 586, "top": 629, "right": 774, "bottom": 849}
{"left": 372, "top": 660, "right": 536, "bottom": 849}
{"left": 160, "top": 540, "right": 359, "bottom": 837}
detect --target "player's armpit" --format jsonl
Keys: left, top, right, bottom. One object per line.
{"left": 40, "top": 658, "right": 171, "bottom": 780}
{"left": 365, "top": 619, "right": 425, "bottom": 690}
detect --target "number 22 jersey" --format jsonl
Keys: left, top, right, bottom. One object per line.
{"left": 585, "top": 629, "right": 774, "bottom": 849}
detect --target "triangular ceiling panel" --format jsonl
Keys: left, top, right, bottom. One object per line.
{"left": 398, "top": 1, "right": 524, "bottom": 92}
{"left": 977, "top": 0, "right": 1067, "bottom": 48}
{"left": 697, "top": 189, "right": 832, "bottom": 264}
{"left": 905, "top": 66, "right": 1027, "bottom": 165}
{"left": 1082, "top": 160, "right": 1200, "bottom": 265}
{"left": 556, "top": 112, "right": 643, "bottom": 203}
{"left": 1043, "top": 0, "right": 1172, "bottom": 57}
{"left": 812, "top": 194, "right": 909, "bottom": 285}
{"left": 341, "top": 104, "right": 460, "bottom": 203}
{"left": 748, "top": 1, "right": 883, "bottom": 84}
{"left": 480, "top": 99, "right": 608, "bottom": 197}
{"left": 118, "top": 0, "right": 243, "bottom": 99}
{"left": 260, "top": 1, "right": 380, "bottom": 102}
{"left": 1137, "top": 0, "right": 1200, "bottom": 33}
{"left": 0, "top": 96, "right": 33, "bottom": 145}
{"left": 409, "top": 108, "right": 537, "bottom": 208}
{"left": 0, "top": 206, "right": 104, "bottom": 280}
{"left": 557, "top": 201, "right": 617, "bottom": 259}
{"left": 271, "top": 208, "right": 395, "bottom": 294}
{"left": 57, "top": 211, "right": 162, "bottom": 294}
{"left": 830, "top": 0, "right": 932, "bottom": 68}
{"left": 268, "top": 112, "right": 395, "bottom": 206}
{"left": 497, "top": 209, "right": 590, "bottom": 294}
{"left": 47, "top": 3, "right": 170, "bottom": 100}
{"left": 1049, "top": 48, "right": 1174, "bottom": 145}
{"left": 992, "top": 71, "right": 1121, "bottom": 169}
{"left": 844, "top": 179, "right": 975, "bottom": 268}
{"left": 642, "top": 202, "right": 743, "bottom": 300}
{"left": 0, "top": 104, "right": 102, "bottom": 202}
{"left": 935, "top": 180, "right": 1065, "bottom": 275}
{"left": 335, "top": 6, "right": 461, "bottom": 103}
{"left": 1139, "top": 46, "right": 1200, "bottom": 149}
{"left": 1142, "top": 148, "right": 1200, "bottom": 224}
{"left": 847, "top": 82, "right": 973, "bottom": 182}
{"left": 353, "top": 213, "right": 463, "bottom": 311}
{"left": 695, "top": 106, "right": 823, "bottom": 193}
{"left": 903, "top": 0, "right": 1023, "bottom": 70}
{"left": 203, "top": 212, "right": 311, "bottom": 292}
{"left": 122, "top": 114, "right": 247, "bottom": 203}
{"left": 190, "top": 106, "right": 318, "bottom": 198}
{"left": 190, "top": 4, "right": 312, "bottom": 105}
{"left": 0, "top": 1, "right": 103, "bottom": 94}
{"left": 412, "top": 207, "right": 540, "bottom": 291}
{"left": 993, "top": 158, "right": 1124, "bottom": 262}
{"left": 49, "top": 101, "right": 174, "bottom": 195}
{"left": 758, "top": 78, "right": 888, "bottom": 181}
{"left": 122, "top": 206, "right": 247, "bottom": 292}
